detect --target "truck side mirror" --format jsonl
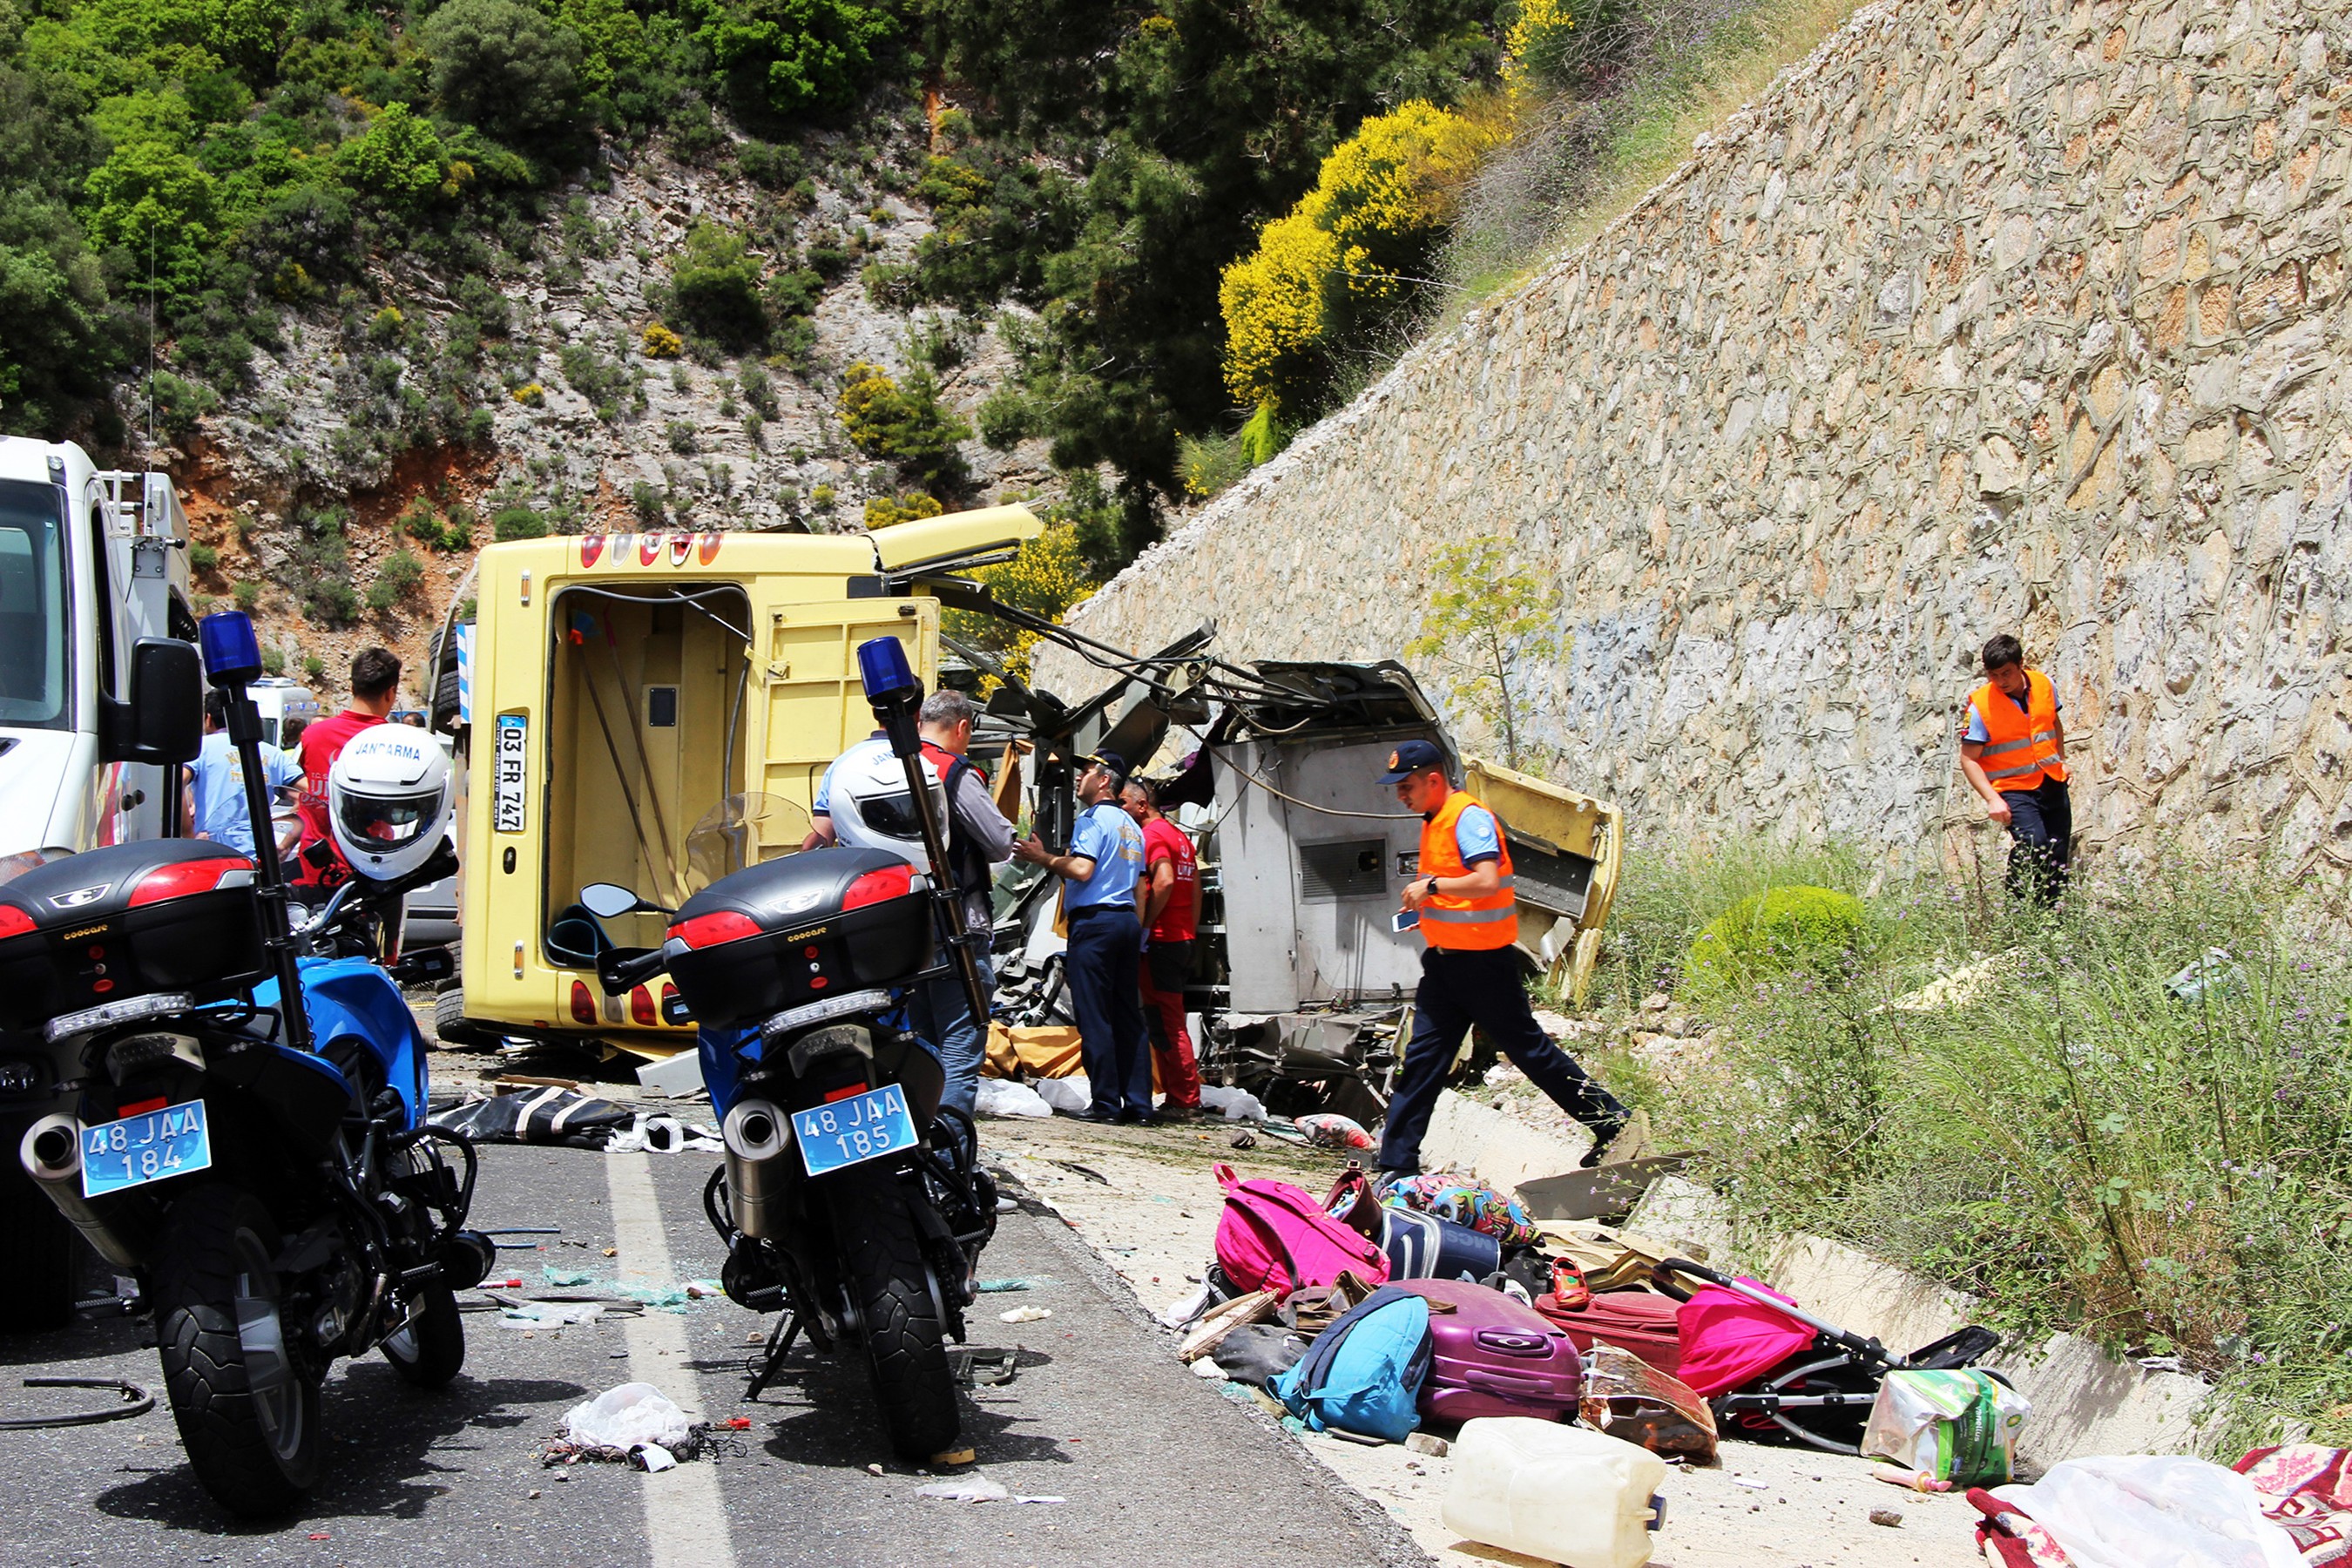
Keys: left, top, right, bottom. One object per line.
{"left": 99, "top": 638, "right": 203, "bottom": 765}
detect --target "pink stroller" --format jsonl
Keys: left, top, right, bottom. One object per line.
{"left": 1659, "top": 1259, "right": 2004, "bottom": 1454}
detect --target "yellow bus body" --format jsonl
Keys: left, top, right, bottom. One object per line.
{"left": 456, "top": 509, "right": 1040, "bottom": 1048}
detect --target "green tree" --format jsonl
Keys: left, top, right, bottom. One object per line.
{"left": 918, "top": 0, "right": 1504, "bottom": 550}
{"left": 836, "top": 361, "right": 970, "bottom": 495}
{"left": 338, "top": 102, "right": 450, "bottom": 211}
{"left": 1405, "top": 537, "right": 1564, "bottom": 771}
{"left": 667, "top": 220, "right": 767, "bottom": 346}
{"left": 686, "top": 0, "right": 896, "bottom": 119}
{"left": 422, "top": 0, "right": 586, "bottom": 141}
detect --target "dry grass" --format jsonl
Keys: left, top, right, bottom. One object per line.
{"left": 1435, "top": 0, "right": 1868, "bottom": 317}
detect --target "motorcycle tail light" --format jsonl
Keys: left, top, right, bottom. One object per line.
{"left": 841, "top": 865, "right": 912, "bottom": 910}
{"left": 629, "top": 985, "right": 657, "bottom": 1027}
{"left": 0, "top": 904, "right": 32, "bottom": 941}
{"left": 128, "top": 858, "right": 254, "bottom": 907}
{"left": 659, "top": 983, "right": 679, "bottom": 1020}
{"left": 669, "top": 909, "right": 760, "bottom": 949}
{"left": 569, "top": 980, "right": 597, "bottom": 1024}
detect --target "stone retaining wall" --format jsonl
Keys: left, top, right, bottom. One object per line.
{"left": 1044, "top": 0, "right": 2352, "bottom": 869}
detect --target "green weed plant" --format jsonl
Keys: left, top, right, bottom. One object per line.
{"left": 1613, "top": 838, "right": 2352, "bottom": 1449}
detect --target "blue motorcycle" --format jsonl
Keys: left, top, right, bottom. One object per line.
{"left": 0, "top": 614, "right": 488, "bottom": 1517}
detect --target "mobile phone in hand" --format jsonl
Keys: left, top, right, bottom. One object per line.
{"left": 1391, "top": 908, "right": 1420, "bottom": 933}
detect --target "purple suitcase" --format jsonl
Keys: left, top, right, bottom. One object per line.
{"left": 1395, "top": 1278, "right": 1584, "bottom": 1423}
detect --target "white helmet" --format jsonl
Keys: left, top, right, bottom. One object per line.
{"left": 827, "top": 736, "right": 945, "bottom": 868}
{"left": 328, "top": 726, "right": 454, "bottom": 882}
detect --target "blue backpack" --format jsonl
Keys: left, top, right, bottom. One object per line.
{"left": 1273, "top": 1286, "right": 1433, "bottom": 1442}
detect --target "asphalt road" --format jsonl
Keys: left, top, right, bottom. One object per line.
{"left": 0, "top": 1141, "right": 1424, "bottom": 1567}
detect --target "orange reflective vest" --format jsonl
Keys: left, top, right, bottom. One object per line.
{"left": 1969, "top": 669, "right": 2068, "bottom": 793}
{"left": 1418, "top": 790, "right": 1518, "bottom": 951}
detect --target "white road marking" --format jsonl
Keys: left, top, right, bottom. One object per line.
{"left": 605, "top": 1150, "right": 739, "bottom": 1568}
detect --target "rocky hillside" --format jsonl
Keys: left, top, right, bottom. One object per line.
{"left": 170, "top": 117, "right": 1053, "bottom": 708}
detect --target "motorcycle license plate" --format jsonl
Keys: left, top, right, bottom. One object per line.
{"left": 793, "top": 1085, "right": 918, "bottom": 1176}
{"left": 80, "top": 1100, "right": 213, "bottom": 1199}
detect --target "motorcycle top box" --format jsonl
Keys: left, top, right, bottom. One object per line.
{"left": 660, "top": 848, "right": 936, "bottom": 1030}
{"left": 0, "top": 841, "right": 267, "bottom": 1033}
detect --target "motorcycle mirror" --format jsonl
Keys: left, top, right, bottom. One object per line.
{"left": 580, "top": 882, "right": 647, "bottom": 919}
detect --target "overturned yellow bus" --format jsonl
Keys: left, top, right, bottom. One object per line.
{"left": 445, "top": 508, "right": 1040, "bottom": 1052}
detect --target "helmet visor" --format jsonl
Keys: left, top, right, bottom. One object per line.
{"left": 337, "top": 789, "right": 439, "bottom": 850}
{"left": 856, "top": 791, "right": 925, "bottom": 840}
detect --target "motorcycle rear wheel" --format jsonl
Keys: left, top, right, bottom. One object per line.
{"left": 152, "top": 1183, "right": 323, "bottom": 1518}
{"left": 382, "top": 1280, "right": 466, "bottom": 1387}
{"left": 828, "top": 1166, "right": 959, "bottom": 1461}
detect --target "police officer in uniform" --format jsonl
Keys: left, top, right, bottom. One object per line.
{"left": 1375, "top": 740, "right": 1628, "bottom": 1179}
{"left": 1013, "top": 750, "right": 1152, "bottom": 1123}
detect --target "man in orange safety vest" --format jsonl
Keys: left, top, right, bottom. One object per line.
{"left": 1957, "top": 632, "right": 2072, "bottom": 906}
{"left": 1375, "top": 740, "right": 1629, "bottom": 1180}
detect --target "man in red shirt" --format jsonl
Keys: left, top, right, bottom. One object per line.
{"left": 294, "top": 645, "right": 401, "bottom": 893}
{"left": 1122, "top": 778, "right": 1202, "bottom": 1114}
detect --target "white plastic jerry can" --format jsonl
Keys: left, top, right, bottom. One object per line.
{"left": 1441, "top": 1416, "right": 1669, "bottom": 1568}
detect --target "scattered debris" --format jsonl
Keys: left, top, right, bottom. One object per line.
{"left": 0, "top": 1376, "right": 155, "bottom": 1429}
{"left": 1049, "top": 1159, "right": 1111, "bottom": 1185}
{"left": 916, "top": 1471, "right": 1064, "bottom": 1504}
{"left": 999, "top": 1306, "right": 1052, "bottom": 1324}
{"left": 1405, "top": 1432, "right": 1450, "bottom": 1457}
{"left": 951, "top": 1348, "right": 1021, "bottom": 1388}
{"left": 542, "top": 1382, "right": 713, "bottom": 1468}
{"left": 1868, "top": 1508, "right": 1904, "bottom": 1528}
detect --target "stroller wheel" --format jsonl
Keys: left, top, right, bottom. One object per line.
{"left": 1710, "top": 1350, "right": 1886, "bottom": 1455}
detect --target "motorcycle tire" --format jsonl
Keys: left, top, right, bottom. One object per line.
{"left": 382, "top": 1281, "right": 466, "bottom": 1387}
{"left": 152, "top": 1182, "right": 324, "bottom": 1518}
{"left": 0, "top": 1164, "right": 78, "bottom": 1332}
{"left": 828, "top": 1166, "right": 959, "bottom": 1462}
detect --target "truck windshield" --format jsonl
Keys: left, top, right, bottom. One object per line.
{"left": 0, "top": 479, "right": 67, "bottom": 730}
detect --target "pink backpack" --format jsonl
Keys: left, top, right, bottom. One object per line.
{"left": 1212, "top": 1163, "right": 1390, "bottom": 1296}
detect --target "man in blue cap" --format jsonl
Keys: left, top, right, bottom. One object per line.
{"left": 1013, "top": 749, "right": 1153, "bottom": 1122}
{"left": 1377, "top": 739, "right": 1628, "bottom": 1178}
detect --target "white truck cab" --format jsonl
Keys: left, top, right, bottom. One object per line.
{"left": 0, "top": 436, "right": 196, "bottom": 875}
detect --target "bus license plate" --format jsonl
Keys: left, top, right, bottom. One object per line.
{"left": 81, "top": 1100, "right": 212, "bottom": 1199}
{"left": 793, "top": 1085, "right": 918, "bottom": 1177}
{"left": 493, "top": 714, "right": 528, "bottom": 833}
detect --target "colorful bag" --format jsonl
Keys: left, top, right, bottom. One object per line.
{"left": 1382, "top": 1173, "right": 1549, "bottom": 1249}
{"left": 1323, "top": 1165, "right": 1502, "bottom": 1281}
{"left": 1213, "top": 1163, "right": 1390, "bottom": 1296}
{"left": 1273, "top": 1286, "right": 1431, "bottom": 1442}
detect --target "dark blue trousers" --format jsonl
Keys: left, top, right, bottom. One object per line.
{"left": 1064, "top": 905, "right": 1152, "bottom": 1119}
{"left": 1378, "top": 945, "right": 1629, "bottom": 1173}
{"left": 2002, "top": 779, "right": 2072, "bottom": 906}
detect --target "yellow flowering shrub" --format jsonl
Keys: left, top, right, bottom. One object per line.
{"left": 1504, "top": 0, "right": 1578, "bottom": 94}
{"left": 1220, "top": 101, "right": 1497, "bottom": 416}
{"left": 511, "top": 382, "right": 546, "bottom": 406}
{"left": 863, "top": 493, "right": 946, "bottom": 528}
{"left": 944, "top": 524, "right": 1095, "bottom": 686}
{"left": 641, "top": 322, "right": 685, "bottom": 359}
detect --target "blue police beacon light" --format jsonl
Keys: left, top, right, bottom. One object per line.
{"left": 199, "top": 611, "right": 264, "bottom": 688}
{"left": 855, "top": 635, "right": 918, "bottom": 700}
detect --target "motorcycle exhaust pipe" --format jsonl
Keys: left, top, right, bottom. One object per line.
{"left": 722, "top": 1098, "right": 791, "bottom": 1240}
{"left": 20, "top": 1114, "right": 152, "bottom": 1271}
